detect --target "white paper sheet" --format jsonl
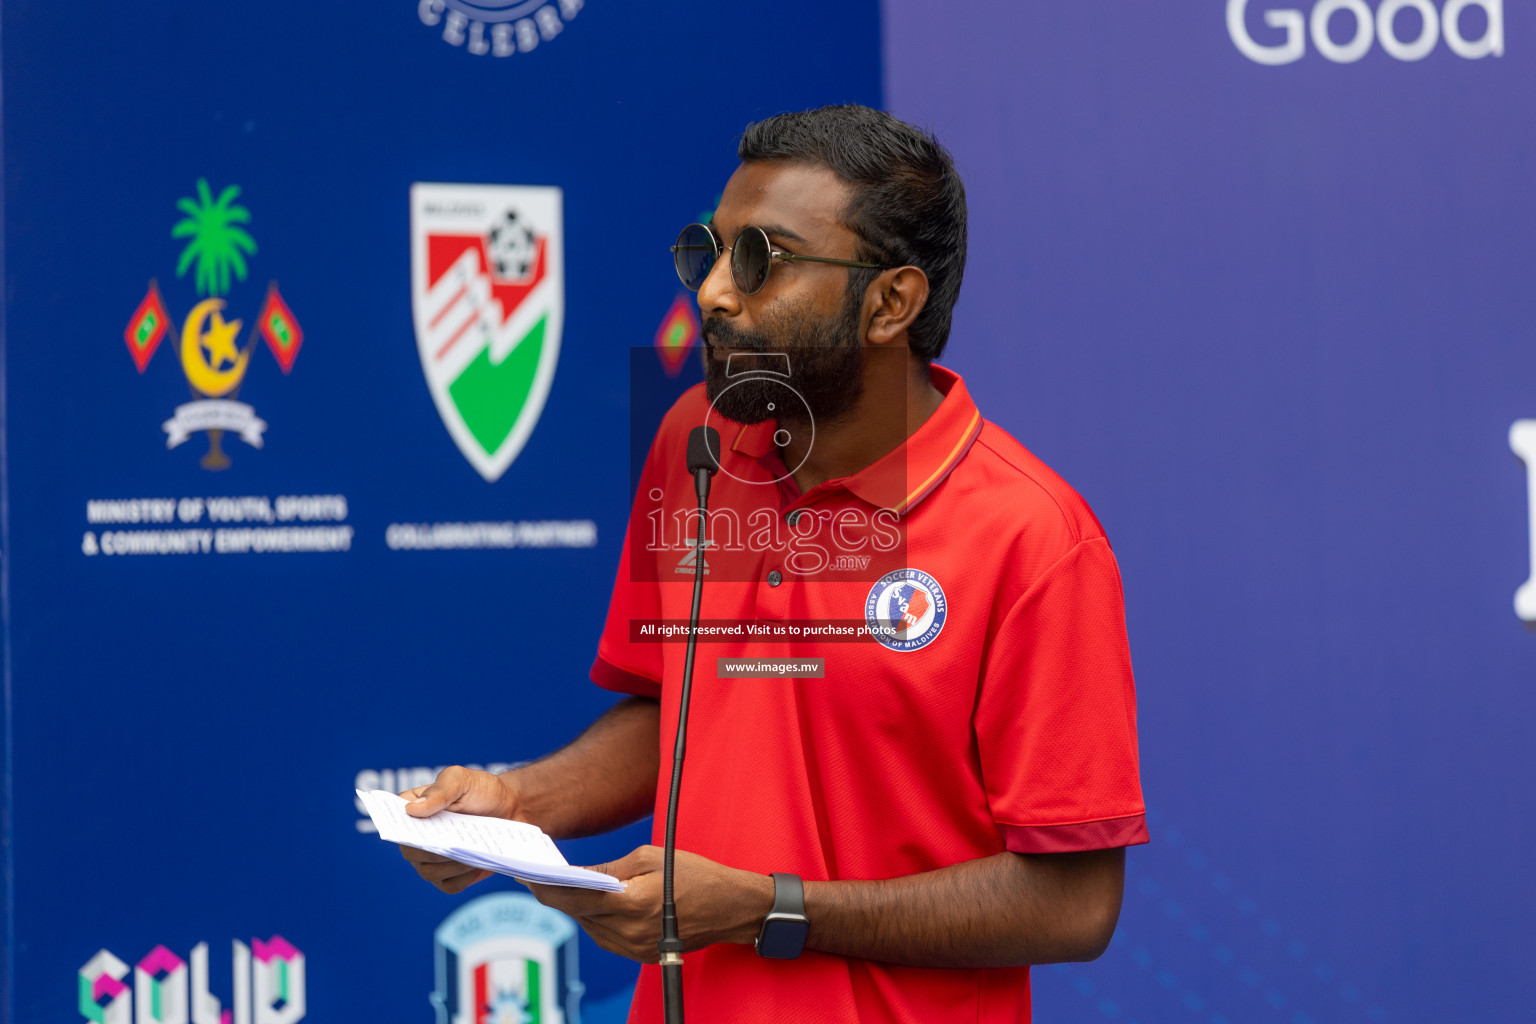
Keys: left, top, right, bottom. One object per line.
{"left": 356, "top": 789, "right": 625, "bottom": 891}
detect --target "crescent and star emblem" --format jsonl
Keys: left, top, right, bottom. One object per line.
{"left": 179, "top": 297, "right": 250, "bottom": 397}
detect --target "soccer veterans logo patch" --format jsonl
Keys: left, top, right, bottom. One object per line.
{"left": 411, "top": 183, "right": 563, "bottom": 482}
{"left": 865, "top": 568, "right": 947, "bottom": 652}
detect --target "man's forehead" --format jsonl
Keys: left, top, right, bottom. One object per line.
{"left": 713, "top": 161, "right": 851, "bottom": 240}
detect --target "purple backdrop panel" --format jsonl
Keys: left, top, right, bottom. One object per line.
{"left": 885, "top": 2, "right": 1535, "bottom": 1022}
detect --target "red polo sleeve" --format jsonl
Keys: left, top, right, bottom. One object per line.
{"left": 975, "top": 536, "right": 1149, "bottom": 853}
{"left": 590, "top": 432, "right": 668, "bottom": 700}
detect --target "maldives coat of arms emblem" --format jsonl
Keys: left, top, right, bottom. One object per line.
{"left": 124, "top": 178, "right": 304, "bottom": 471}
{"left": 411, "top": 183, "right": 564, "bottom": 482}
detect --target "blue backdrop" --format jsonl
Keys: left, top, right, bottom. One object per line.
{"left": 5, "top": 1, "right": 1533, "bottom": 1022}
{"left": 0, "top": 2, "right": 878, "bottom": 1021}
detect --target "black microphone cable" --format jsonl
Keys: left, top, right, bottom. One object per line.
{"left": 659, "top": 424, "right": 720, "bottom": 1024}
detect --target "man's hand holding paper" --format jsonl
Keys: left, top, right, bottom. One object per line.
{"left": 358, "top": 785, "right": 624, "bottom": 893}
{"left": 395, "top": 764, "right": 521, "bottom": 894}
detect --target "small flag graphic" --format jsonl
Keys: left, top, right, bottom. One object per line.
{"left": 124, "top": 282, "right": 171, "bottom": 373}
{"left": 258, "top": 285, "right": 303, "bottom": 373}
{"left": 654, "top": 293, "right": 699, "bottom": 377}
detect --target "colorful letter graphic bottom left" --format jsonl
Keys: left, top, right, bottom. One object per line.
{"left": 79, "top": 937, "right": 305, "bottom": 1024}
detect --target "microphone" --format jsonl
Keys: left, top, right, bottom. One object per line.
{"left": 686, "top": 425, "right": 720, "bottom": 499}
{"left": 659, "top": 426, "right": 720, "bottom": 1024}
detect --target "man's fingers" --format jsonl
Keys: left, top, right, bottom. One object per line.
{"left": 526, "top": 881, "right": 620, "bottom": 919}
{"left": 524, "top": 887, "right": 656, "bottom": 964}
{"left": 402, "top": 765, "right": 516, "bottom": 819}
{"left": 577, "top": 916, "right": 656, "bottom": 964}
{"left": 436, "top": 868, "right": 492, "bottom": 895}
{"left": 416, "top": 858, "right": 484, "bottom": 884}
{"left": 398, "top": 843, "right": 454, "bottom": 866}
{"left": 588, "top": 844, "right": 662, "bottom": 881}
{"left": 402, "top": 765, "right": 473, "bottom": 817}
{"left": 403, "top": 783, "right": 455, "bottom": 817}
{"left": 397, "top": 843, "right": 486, "bottom": 885}
{"left": 392, "top": 767, "right": 516, "bottom": 894}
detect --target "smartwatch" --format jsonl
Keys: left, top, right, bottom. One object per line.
{"left": 755, "top": 872, "right": 810, "bottom": 959}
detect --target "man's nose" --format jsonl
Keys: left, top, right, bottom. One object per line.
{"left": 696, "top": 247, "right": 742, "bottom": 318}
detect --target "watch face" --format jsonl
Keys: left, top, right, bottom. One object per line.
{"left": 758, "top": 916, "right": 810, "bottom": 959}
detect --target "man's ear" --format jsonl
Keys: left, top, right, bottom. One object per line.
{"left": 864, "top": 266, "right": 930, "bottom": 348}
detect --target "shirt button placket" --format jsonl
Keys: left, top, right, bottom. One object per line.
{"left": 757, "top": 563, "right": 791, "bottom": 620}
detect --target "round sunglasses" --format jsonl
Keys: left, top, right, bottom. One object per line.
{"left": 671, "top": 222, "right": 889, "bottom": 295}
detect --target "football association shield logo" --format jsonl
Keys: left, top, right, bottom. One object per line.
{"left": 432, "top": 892, "right": 583, "bottom": 1024}
{"left": 411, "top": 183, "right": 563, "bottom": 482}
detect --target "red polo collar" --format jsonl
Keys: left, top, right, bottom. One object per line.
{"left": 725, "top": 364, "right": 984, "bottom": 516}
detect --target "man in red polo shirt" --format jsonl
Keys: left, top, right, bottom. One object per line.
{"left": 400, "top": 105, "right": 1147, "bottom": 1022}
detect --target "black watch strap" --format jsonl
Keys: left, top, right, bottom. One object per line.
{"left": 755, "top": 872, "right": 810, "bottom": 959}
{"left": 770, "top": 872, "right": 804, "bottom": 914}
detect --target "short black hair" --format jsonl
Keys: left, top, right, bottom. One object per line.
{"left": 738, "top": 105, "right": 967, "bottom": 362}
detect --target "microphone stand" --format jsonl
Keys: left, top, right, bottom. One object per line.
{"left": 659, "top": 427, "right": 718, "bottom": 1024}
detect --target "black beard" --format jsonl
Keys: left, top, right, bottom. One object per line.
{"left": 700, "top": 296, "right": 865, "bottom": 427}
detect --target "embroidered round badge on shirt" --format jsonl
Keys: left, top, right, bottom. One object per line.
{"left": 865, "top": 569, "right": 947, "bottom": 652}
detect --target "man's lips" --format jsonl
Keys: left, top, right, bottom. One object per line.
{"left": 703, "top": 324, "right": 772, "bottom": 362}
{"left": 704, "top": 338, "right": 755, "bottom": 360}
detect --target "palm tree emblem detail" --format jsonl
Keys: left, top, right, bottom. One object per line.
{"left": 172, "top": 179, "right": 257, "bottom": 298}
